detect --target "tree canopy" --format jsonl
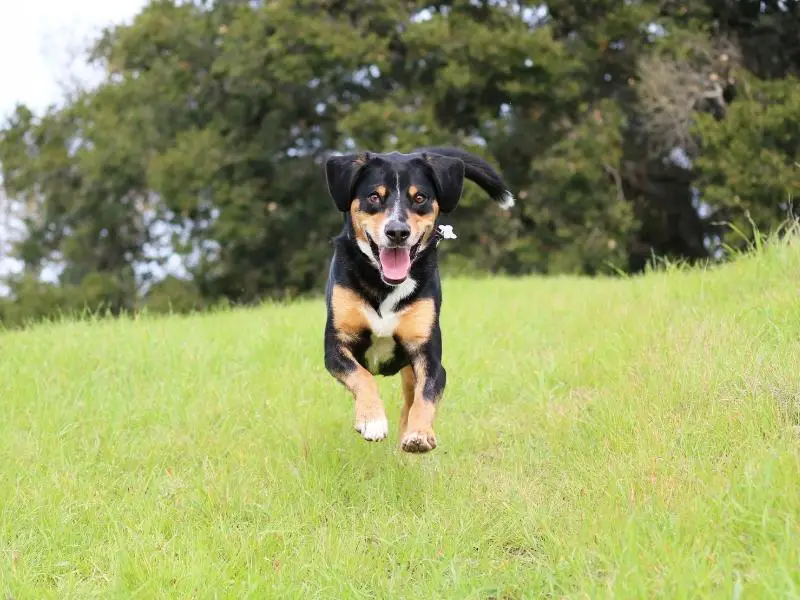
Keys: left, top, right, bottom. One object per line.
{"left": 1, "top": 0, "right": 798, "bottom": 327}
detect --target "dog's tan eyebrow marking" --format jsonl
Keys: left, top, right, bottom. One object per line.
{"left": 408, "top": 185, "right": 418, "bottom": 198}
{"left": 376, "top": 185, "right": 388, "bottom": 198}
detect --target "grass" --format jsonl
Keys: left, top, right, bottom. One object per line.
{"left": 1, "top": 237, "right": 800, "bottom": 599}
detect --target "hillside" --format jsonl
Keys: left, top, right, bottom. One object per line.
{"left": 2, "top": 239, "right": 799, "bottom": 598}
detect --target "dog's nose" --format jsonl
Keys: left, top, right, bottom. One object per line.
{"left": 385, "top": 221, "right": 411, "bottom": 243}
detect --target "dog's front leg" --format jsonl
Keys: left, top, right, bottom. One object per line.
{"left": 324, "top": 332, "right": 388, "bottom": 442}
{"left": 395, "top": 300, "right": 446, "bottom": 453}
{"left": 399, "top": 350, "right": 445, "bottom": 453}
{"left": 325, "top": 285, "right": 388, "bottom": 442}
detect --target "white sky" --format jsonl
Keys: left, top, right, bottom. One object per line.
{"left": 0, "top": 0, "right": 148, "bottom": 292}
{"left": 0, "top": 0, "right": 148, "bottom": 120}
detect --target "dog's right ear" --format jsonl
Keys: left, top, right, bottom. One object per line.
{"left": 422, "top": 153, "right": 465, "bottom": 213}
{"left": 325, "top": 153, "right": 367, "bottom": 212}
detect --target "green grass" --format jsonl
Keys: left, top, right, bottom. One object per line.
{"left": 2, "top": 238, "right": 800, "bottom": 599}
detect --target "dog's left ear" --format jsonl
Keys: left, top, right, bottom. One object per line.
{"left": 325, "top": 153, "right": 367, "bottom": 212}
{"left": 423, "top": 153, "right": 465, "bottom": 213}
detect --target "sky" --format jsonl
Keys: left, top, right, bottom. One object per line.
{"left": 0, "top": 0, "right": 148, "bottom": 292}
{"left": 0, "top": 0, "right": 147, "bottom": 119}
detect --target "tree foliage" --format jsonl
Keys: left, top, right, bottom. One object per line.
{"left": 1, "top": 0, "right": 798, "bottom": 327}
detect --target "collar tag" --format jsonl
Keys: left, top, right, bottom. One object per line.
{"left": 435, "top": 224, "right": 457, "bottom": 247}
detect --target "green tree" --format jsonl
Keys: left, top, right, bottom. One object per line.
{"left": 0, "top": 0, "right": 798, "bottom": 328}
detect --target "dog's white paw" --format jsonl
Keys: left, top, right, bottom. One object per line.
{"left": 355, "top": 417, "right": 389, "bottom": 441}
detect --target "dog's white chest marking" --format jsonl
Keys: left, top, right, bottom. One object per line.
{"left": 362, "top": 278, "right": 416, "bottom": 373}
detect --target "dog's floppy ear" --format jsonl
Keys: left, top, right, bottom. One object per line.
{"left": 422, "top": 153, "right": 465, "bottom": 213}
{"left": 325, "top": 153, "right": 367, "bottom": 212}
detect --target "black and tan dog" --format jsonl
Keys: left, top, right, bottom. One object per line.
{"left": 323, "top": 147, "right": 513, "bottom": 453}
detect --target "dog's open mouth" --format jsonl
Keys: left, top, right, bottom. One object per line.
{"left": 368, "top": 237, "right": 422, "bottom": 285}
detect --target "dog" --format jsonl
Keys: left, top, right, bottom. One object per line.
{"left": 322, "top": 147, "right": 514, "bottom": 453}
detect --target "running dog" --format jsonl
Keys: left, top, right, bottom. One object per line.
{"left": 323, "top": 147, "right": 514, "bottom": 453}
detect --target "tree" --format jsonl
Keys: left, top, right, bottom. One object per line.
{"left": 0, "top": 0, "right": 798, "bottom": 328}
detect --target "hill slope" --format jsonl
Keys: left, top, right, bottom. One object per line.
{"left": 2, "top": 240, "right": 799, "bottom": 598}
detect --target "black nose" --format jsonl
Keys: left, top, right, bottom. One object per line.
{"left": 385, "top": 221, "right": 411, "bottom": 243}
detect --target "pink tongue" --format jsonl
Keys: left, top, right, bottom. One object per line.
{"left": 379, "top": 247, "right": 411, "bottom": 281}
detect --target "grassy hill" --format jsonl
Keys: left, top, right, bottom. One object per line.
{"left": 2, "top": 238, "right": 799, "bottom": 598}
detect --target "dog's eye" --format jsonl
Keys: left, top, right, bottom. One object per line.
{"left": 413, "top": 193, "right": 427, "bottom": 204}
{"left": 366, "top": 192, "right": 381, "bottom": 205}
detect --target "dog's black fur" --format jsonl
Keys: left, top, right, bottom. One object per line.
{"left": 322, "top": 146, "right": 513, "bottom": 453}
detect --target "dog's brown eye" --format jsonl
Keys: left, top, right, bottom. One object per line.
{"left": 366, "top": 192, "right": 382, "bottom": 205}
{"left": 413, "top": 193, "right": 427, "bottom": 204}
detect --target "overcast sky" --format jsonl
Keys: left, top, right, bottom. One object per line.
{"left": 0, "top": 0, "right": 148, "bottom": 120}
{"left": 0, "top": 0, "right": 148, "bottom": 291}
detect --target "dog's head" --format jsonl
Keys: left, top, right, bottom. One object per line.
{"left": 324, "top": 150, "right": 464, "bottom": 286}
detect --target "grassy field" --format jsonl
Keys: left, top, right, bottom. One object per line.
{"left": 1, "top": 238, "right": 799, "bottom": 599}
